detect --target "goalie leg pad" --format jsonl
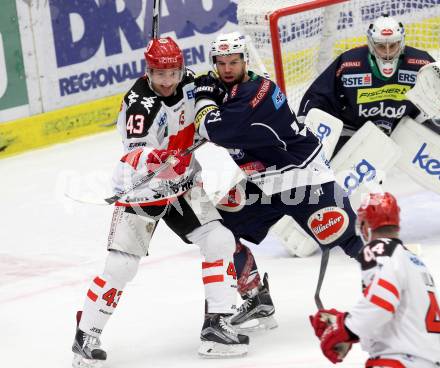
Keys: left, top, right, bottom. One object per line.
{"left": 269, "top": 216, "right": 319, "bottom": 257}
{"left": 304, "top": 108, "right": 343, "bottom": 160}
{"left": 391, "top": 116, "right": 440, "bottom": 195}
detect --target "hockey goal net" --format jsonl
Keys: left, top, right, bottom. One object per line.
{"left": 237, "top": 0, "right": 440, "bottom": 111}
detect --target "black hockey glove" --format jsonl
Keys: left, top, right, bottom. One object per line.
{"left": 194, "top": 72, "right": 226, "bottom": 105}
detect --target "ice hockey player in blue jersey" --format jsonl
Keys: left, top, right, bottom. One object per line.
{"left": 194, "top": 32, "right": 365, "bottom": 332}
{"left": 298, "top": 14, "right": 436, "bottom": 153}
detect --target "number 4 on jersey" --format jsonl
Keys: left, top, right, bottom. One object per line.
{"left": 425, "top": 291, "right": 440, "bottom": 333}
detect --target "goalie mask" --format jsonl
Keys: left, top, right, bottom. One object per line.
{"left": 356, "top": 192, "right": 400, "bottom": 243}
{"left": 144, "top": 37, "right": 184, "bottom": 91}
{"left": 367, "top": 15, "right": 405, "bottom": 77}
{"left": 209, "top": 32, "right": 250, "bottom": 69}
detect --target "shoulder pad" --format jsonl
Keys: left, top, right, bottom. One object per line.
{"left": 356, "top": 238, "right": 401, "bottom": 270}
{"left": 183, "top": 68, "right": 195, "bottom": 82}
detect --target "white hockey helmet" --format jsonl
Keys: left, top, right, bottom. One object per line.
{"left": 209, "top": 31, "right": 249, "bottom": 67}
{"left": 367, "top": 15, "right": 405, "bottom": 77}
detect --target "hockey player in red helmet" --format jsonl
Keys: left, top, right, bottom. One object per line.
{"left": 356, "top": 192, "right": 400, "bottom": 243}
{"left": 144, "top": 37, "right": 184, "bottom": 97}
{"left": 71, "top": 36, "right": 249, "bottom": 367}
{"left": 310, "top": 192, "right": 440, "bottom": 367}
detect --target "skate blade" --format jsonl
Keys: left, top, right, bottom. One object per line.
{"left": 198, "top": 341, "right": 248, "bottom": 358}
{"left": 234, "top": 315, "right": 278, "bottom": 333}
{"left": 72, "top": 353, "right": 104, "bottom": 368}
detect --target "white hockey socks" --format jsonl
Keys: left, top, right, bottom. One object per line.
{"left": 79, "top": 251, "right": 140, "bottom": 337}
{"left": 202, "top": 258, "right": 237, "bottom": 314}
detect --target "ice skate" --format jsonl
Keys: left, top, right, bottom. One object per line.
{"left": 230, "top": 273, "right": 278, "bottom": 333}
{"left": 198, "top": 313, "right": 249, "bottom": 358}
{"left": 72, "top": 311, "right": 107, "bottom": 368}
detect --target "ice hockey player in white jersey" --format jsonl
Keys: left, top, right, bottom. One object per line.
{"left": 71, "top": 37, "right": 249, "bottom": 368}
{"left": 310, "top": 192, "right": 440, "bottom": 367}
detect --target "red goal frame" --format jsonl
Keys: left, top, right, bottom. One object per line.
{"left": 268, "top": 0, "right": 349, "bottom": 93}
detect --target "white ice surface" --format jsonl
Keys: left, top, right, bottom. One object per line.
{"left": 1, "top": 130, "right": 440, "bottom": 368}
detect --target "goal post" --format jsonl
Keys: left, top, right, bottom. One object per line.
{"left": 237, "top": 0, "right": 440, "bottom": 111}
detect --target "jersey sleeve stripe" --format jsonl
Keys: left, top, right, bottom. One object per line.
{"left": 93, "top": 276, "right": 106, "bottom": 288}
{"left": 202, "top": 275, "right": 224, "bottom": 284}
{"left": 370, "top": 294, "right": 395, "bottom": 313}
{"left": 87, "top": 289, "right": 98, "bottom": 302}
{"left": 202, "top": 260, "right": 224, "bottom": 269}
{"left": 378, "top": 278, "right": 400, "bottom": 300}
{"left": 366, "top": 358, "right": 405, "bottom": 368}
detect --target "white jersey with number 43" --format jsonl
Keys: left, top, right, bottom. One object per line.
{"left": 112, "top": 72, "right": 200, "bottom": 204}
{"left": 345, "top": 238, "right": 440, "bottom": 364}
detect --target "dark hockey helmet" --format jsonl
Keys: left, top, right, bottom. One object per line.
{"left": 357, "top": 192, "right": 400, "bottom": 236}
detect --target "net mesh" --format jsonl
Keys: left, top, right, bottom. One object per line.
{"left": 237, "top": 0, "right": 440, "bottom": 112}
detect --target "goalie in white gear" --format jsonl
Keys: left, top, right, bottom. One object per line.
{"left": 71, "top": 36, "right": 249, "bottom": 368}
{"left": 275, "top": 14, "right": 436, "bottom": 258}
{"left": 310, "top": 192, "right": 440, "bottom": 367}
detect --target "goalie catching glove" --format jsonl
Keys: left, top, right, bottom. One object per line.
{"left": 194, "top": 71, "right": 227, "bottom": 105}
{"left": 309, "top": 309, "right": 359, "bottom": 364}
{"left": 146, "top": 149, "right": 190, "bottom": 179}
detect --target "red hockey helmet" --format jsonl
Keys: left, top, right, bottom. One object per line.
{"left": 144, "top": 37, "right": 184, "bottom": 70}
{"left": 357, "top": 192, "right": 400, "bottom": 235}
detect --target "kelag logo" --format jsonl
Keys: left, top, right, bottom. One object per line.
{"left": 412, "top": 143, "right": 440, "bottom": 178}
{"left": 316, "top": 123, "right": 331, "bottom": 141}
{"left": 342, "top": 159, "right": 376, "bottom": 195}
{"left": 50, "top": 0, "right": 237, "bottom": 67}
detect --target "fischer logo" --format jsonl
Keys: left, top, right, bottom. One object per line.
{"left": 343, "top": 159, "right": 376, "bottom": 196}
{"left": 412, "top": 143, "right": 440, "bottom": 177}
{"left": 342, "top": 73, "right": 372, "bottom": 87}
{"left": 359, "top": 102, "right": 406, "bottom": 119}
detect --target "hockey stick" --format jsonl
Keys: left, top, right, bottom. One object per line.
{"left": 314, "top": 248, "right": 330, "bottom": 310}
{"left": 65, "top": 138, "right": 207, "bottom": 206}
{"left": 151, "top": 0, "right": 161, "bottom": 39}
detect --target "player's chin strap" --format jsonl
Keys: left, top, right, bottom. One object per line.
{"left": 315, "top": 248, "right": 330, "bottom": 310}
